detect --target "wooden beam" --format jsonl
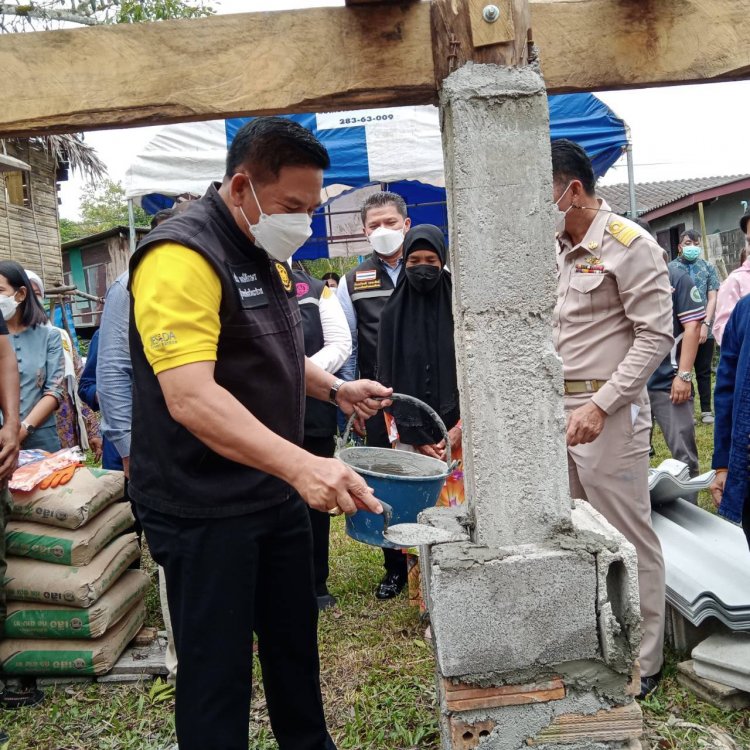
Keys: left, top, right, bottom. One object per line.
{"left": 0, "top": 1, "right": 749, "bottom": 137}
{"left": 0, "top": 4, "right": 435, "bottom": 137}
{"left": 532, "top": 0, "right": 750, "bottom": 93}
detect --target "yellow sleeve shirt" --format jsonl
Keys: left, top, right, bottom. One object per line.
{"left": 132, "top": 242, "right": 222, "bottom": 375}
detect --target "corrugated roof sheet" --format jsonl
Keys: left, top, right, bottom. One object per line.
{"left": 599, "top": 174, "right": 750, "bottom": 216}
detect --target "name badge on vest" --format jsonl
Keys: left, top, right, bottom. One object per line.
{"left": 228, "top": 262, "right": 267, "bottom": 309}
{"left": 353, "top": 269, "right": 381, "bottom": 292}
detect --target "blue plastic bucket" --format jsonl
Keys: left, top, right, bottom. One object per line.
{"left": 338, "top": 394, "right": 451, "bottom": 549}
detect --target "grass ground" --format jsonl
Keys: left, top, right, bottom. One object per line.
{"left": 4, "top": 397, "right": 749, "bottom": 749}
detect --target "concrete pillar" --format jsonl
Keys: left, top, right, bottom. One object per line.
{"left": 440, "top": 62, "right": 570, "bottom": 548}
{"left": 423, "top": 61, "right": 644, "bottom": 749}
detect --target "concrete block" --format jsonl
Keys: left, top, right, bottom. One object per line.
{"left": 692, "top": 632, "right": 750, "bottom": 694}
{"left": 96, "top": 672, "right": 150, "bottom": 684}
{"left": 109, "top": 639, "right": 167, "bottom": 676}
{"left": 439, "top": 62, "right": 570, "bottom": 548}
{"left": 563, "top": 501, "right": 642, "bottom": 674}
{"left": 443, "top": 677, "right": 565, "bottom": 711}
{"left": 676, "top": 660, "right": 750, "bottom": 711}
{"left": 428, "top": 542, "right": 599, "bottom": 677}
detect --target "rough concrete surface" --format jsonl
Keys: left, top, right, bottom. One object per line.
{"left": 429, "top": 542, "right": 599, "bottom": 677}
{"left": 676, "top": 660, "right": 750, "bottom": 711}
{"left": 439, "top": 62, "right": 570, "bottom": 548}
{"left": 440, "top": 687, "right": 635, "bottom": 750}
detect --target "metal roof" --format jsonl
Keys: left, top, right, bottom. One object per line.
{"left": 652, "top": 499, "right": 750, "bottom": 630}
{"left": 599, "top": 174, "right": 750, "bottom": 217}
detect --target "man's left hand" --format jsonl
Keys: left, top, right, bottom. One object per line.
{"left": 566, "top": 402, "right": 607, "bottom": 447}
{"left": 699, "top": 324, "right": 709, "bottom": 344}
{"left": 337, "top": 380, "right": 392, "bottom": 421}
{"left": 0, "top": 423, "right": 20, "bottom": 481}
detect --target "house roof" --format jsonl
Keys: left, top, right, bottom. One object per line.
{"left": 599, "top": 174, "right": 750, "bottom": 218}
{"left": 61, "top": 225, "right": 148, "bottom": 251}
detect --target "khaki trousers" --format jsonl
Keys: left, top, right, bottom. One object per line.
{"left": 565, "top": 392, "right": 665, "bottom": 677}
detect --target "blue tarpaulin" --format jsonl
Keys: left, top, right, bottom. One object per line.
{"left": 127, "top": 95, "right": 627, "bottom": 259}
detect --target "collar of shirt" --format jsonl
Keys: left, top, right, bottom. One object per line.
{"left": 556, "top": 199, "right": 613, "bottom": 256}
{"left": 374, "top": 253, "right": 403, "bottom": 283}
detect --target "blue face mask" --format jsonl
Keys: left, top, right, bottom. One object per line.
{"left": 682, "top": 245, "right": 701, "bottom": 263}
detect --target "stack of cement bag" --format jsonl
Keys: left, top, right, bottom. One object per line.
{"left": 1, "top": 467, "right": 148, "bottom": 677}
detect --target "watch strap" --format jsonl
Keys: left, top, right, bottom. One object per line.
{"left": 329, "top": 378, "right": 345, "bottom": 405}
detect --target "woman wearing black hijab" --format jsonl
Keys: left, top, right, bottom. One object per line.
{"left": 377, "top": 224, "right": 464, "bottom": 507}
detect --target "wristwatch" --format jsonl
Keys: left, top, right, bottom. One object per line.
{"left": 676, "top": 371, "right": 692, "bottom": 382}
{"left": 329, "top": 378, "right": 345, "bottom": 405}
{"left": 703, "top": 319, "right": 713, "bottom": 327}
{"left": 21, "top": 421, "right": 36, "bottom": 436}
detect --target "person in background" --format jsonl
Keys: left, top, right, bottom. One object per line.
{"left": 711, "top": 294, "right": 750, "bottom": 549}
{"left": 551, "top": 139, "right": 673, "bottom": 699}
{"left": 320, "top": 271, "right": 340, "bottom": 289}
{"left": 0, "top": 301, "right": 20, "bottom": 725}
{"left": 668, "top": 229, "right": 720, "bottom": 424}
{"left": 338, "top": 191, "right": 411, "bottom": 600}
{"left": 0, "top": 262, "right": 64, "bottom": 452}
{"left": 647, "top": 266, "right": 705, "bottom": 492}
{"left": 92, "top": 203, "right": 183, "bottom": 682}
{"left": 293, "top": 266, "right": 352, "bottom": 610}
{"left": 377, "top": 225, "right": 464, "bottom": 506}
{"left": 25, "top": 270, "right": 102, "bottom": 459}
{"left": 713, "top": 212, "right": 750, "bottom": 346}
{"left": 78, "top": 330, "right": 123, "bottom": 471}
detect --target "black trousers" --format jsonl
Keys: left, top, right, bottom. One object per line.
{"left": 363, "top": 413, "right": 408, "bottom": 578}
{"left": 694, "top": 338, "right": 715, "bottom": 413}
{"left": 303, "top": 435, "right": 336, "bottom": 596}
{"left": 138, "top": 498, "right": 336, "bottom": 750}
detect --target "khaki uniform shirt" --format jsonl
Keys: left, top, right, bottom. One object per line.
{"left": 553, "top": 199, "right": 673, "bottom": 415}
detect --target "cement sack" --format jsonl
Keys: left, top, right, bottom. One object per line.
{"left": 10, "top": 467, "right": 125, "bottom": 530}
{"left": 4, "top": 533, "right": 140, "bottom": 608}
{"left": 6, "top": 502, "right": 135, "bottom": 566}
{"left": 4, "top": 569, "right": 150, "bottom": 639}
{"left": 0, "top": 599, "right": 146, "bottom": 676}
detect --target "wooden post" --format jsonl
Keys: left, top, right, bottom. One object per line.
{"left": 431, "top": 0, "right": 531, "bottom": 85}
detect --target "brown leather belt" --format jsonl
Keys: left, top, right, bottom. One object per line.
{"left": 564, "top": 379, "right": 607, "bottom": 395}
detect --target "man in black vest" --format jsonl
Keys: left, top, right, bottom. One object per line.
{"left": 293, "top": 267, "right": 352, "bottom": 610}
{"left": 337, "top": 192, "right": 411, "bottom": 599}
{"left": 128, "top": 117, "right": 390, "bottom": 750}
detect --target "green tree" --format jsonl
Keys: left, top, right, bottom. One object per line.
{"left": 0, "top": 1, "right": 214, "bottom": 32}
{"left": 65, "top": 178, "right": 150, "bottom": 238}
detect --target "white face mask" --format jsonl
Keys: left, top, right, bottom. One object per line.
{"left": 239, "top": 178, "right": 313, "bottom": 263}
{"left": 0, "top": 293, "right": 19, "bottom": 321}
{"left": 553, "top": 182, "right": 574, "bottom": 235}
{"left": 367, "top": 226, "right": 404, "bottom": 257}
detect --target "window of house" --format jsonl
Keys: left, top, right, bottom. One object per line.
{"left": 4, "top": 169, "right": 32, "bottom": 209}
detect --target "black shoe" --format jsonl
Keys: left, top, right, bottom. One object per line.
{"left": 637, "top": 670, "right": 662, "bottom": 700}
{"left": 317, "top": 593, "right": 338, "bottom": 611}
{"left": 376, "top": 571, "right": 407, "bottom": 600}
{"left": 0, "top": 686, "right": 45, "bottom": 709}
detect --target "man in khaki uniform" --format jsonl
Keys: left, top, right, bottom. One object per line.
{"left": 551, "top": 140, "right": 673, "bottom": 698}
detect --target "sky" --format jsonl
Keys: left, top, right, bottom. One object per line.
{"left": 57, "top": 0, "right": 750, "bottom": 219}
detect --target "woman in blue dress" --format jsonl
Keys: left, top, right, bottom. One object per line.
{"left": 0, "top": 261, "right": 64, "bottom": 453}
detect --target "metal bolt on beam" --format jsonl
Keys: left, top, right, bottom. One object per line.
{"left": 482, "top": 4, "right": 500, "bottom": 23}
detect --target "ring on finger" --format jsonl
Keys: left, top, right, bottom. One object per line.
{"left": 328, "top": 507, "right": 344, "bottom": 516}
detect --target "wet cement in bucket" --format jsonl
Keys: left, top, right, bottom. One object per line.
{"left": 340, "top": 447, "right": 446, "bottom": 478}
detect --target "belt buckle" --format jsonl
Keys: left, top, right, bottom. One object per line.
{"left": 585, "top": 380, "right": 595, "bottom": 393}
